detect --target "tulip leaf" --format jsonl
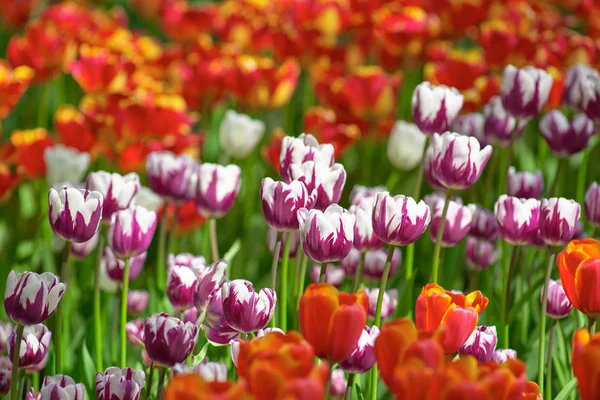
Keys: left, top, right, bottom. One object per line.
{"left": 191, "top": 342, "right": 210, "bottom": 366}
{"left": 397, "top": 272, "right": 417, "bottom": 317}
{"left": 223, "top": 239, "right": 242, "bottom": 264}
{"left": 81, "top": 342, "right": 96, "bottom": 392}
{"left": 508, "top": 274, "right": 545, "bottom": 324}
{"left": 354, "top": 381, "right": 365, "bottom": 400}
{"left": 554, "top": 378, "right": 578, "bottom": 400}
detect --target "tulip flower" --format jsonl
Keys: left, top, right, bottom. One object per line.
{"left": 453, "top": 113, "right": 486, "bottom": 146}
{"left": 372, "top": 192, "right": 431, "bottom": 246}
{"left": 48, "top": 186, "right": 103, "bottom": 243}
{"left": 0, "top": 61, "right": 33, "bottom": 119}
{"left": 416, "top": 284, "right": 489, "bottom": 354}
{"left": 219, "top": 110, "right": 265, "bottom": 159}
{"left": 108, "top": 206, "right": 157, "bottom": 260}
{"left": 572, "top": 328, "right": 600, "bottom": 400}
{"left": 483, "top": 96, "right": 523, "bottom": 147}
{"left": 0, "top": 322, "right": 11, "bottom": 353}
{"left": 11, "top": 128, "right": 53, "bottom": 179}
{"left": 44, "top": 145, "right": 89, "bottom": 186}
{"left": 468, "top": 205, "right": 498, "bottom": 242}
{"left": 494, "top": 196, "right": 541, "bottom": 245}
{"left": 290, "top": 161, "right": 346, "bottom": 211}
{"left": 279, "top": 134, "right": 335, "bottom": 183}
{"left": 166, "top": 261, "right": 201, "bottom": 310}
{"left": 105, "top": 248, "right": 147, "bottom": 283}
{"left": 40, "top": 375, "right": 85, "bottom": 400}
{"left": 563, "top": 65, "right": 599, "bottom": 110}
{"left": 458, "top": 325, "right": 498, "bottom": 362}
{"left": 96, "top": 367, "right": 146, "bottom": 400}
{"left": 303, "top": 107, "right": 361, "bottom": 158}
{"left": 585, "top": 182, "right": 600, "bottom": 227}
{"left": 466, "top": 237, "right": 499, "bottom": 270}
{"left": 411, "top": 82, "right": 464, "bottom": 134}
{"left": 132, "top": 187, "right": 163, "bottom": 213}
{"left": 542, "top": 280, "right": 573, "bottom": 319}
{"left": 127, "top": 291, "right": 149, "bottom": 315}
{"left": 299, "top": 283, "right": 368, "bottom": 362}
{"left": 339, "top": 326, "right": 378, "bottom": 374}
{"left": 146, "top": 152, "right": 196, "bottom": 203}
{"left": 260, "top": 178, "right": 316, "bottom": 231}
{"left": 507, "top": 167, "right": 544, "bottom": 199}
{"left": 70, "top": 232, "right": 99, "bottom": 260}
{"left": 4, "top": 271, "right": 65, "bottom": 325}
{"left": 557, "top": 239, "right": 600, "bottom": 318}
{"left": 329, "top": 369, "right": 346, "bottom": 398}
{"left": 126, "top": 319, "right": 144, "bottom": 348}
{"left": 350, "top": 196, "right": 382, "bottom": 251}
{"left": 8, "top": 324, "right": 51, "bottom": 368}
{"left": 194, "top": 260, "right": 227, "bottom": 314}
{"left": 143, "top": 313, "right": 198, "bottom": 367}
{"left": 349, "top": 185, "right": 386, "bottom": 206}
{"left": 429, "top": 199, "right": 473, "bottom": 247}
{"left": 539, "top": 111, "right": 595, "bottom": 156}
{"left": 85, "top": 172, "right": 141, "bottom": 221}
{"left": 539, "top": 198, "right": 581, "bottom": 246}
{"left": 387, "top": 121, "right": 427, "bottom": 171}
{"left": 341, "top": 247, "right": 402, "bottom": 280}
{"left": 310, "top": 265, "right": 345, "bottom": 287}
{"left": 193, "top": 163, "right": 241, "bottom": 218}
{"left": 193, "top": 361, "right": 228, "bottom": 383}
{"left": 221, "top": 280, "right": 276, "bottom": 333}
{"left": 364, "top": 289, "right": 397, "bottom": 320}
{"left": 0, "top": 367, "right": 9, "bottom": 395}
{"left": 203, "top": 290, "right": 241, "bottom": 345}
{"left": 500, "top": 65, "right": 553, "bottom": 119}
{"left": 491, "top": 348, "right": 517, "bottom": 363}
{"left": 581, "top": 73, "right": 600, "bottom": 122}
{"left": 165, "top": 374, "right": 250, "bottom": 400}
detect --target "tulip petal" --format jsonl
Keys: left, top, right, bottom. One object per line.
{"left": 328, "top": 304, "right": 367, "bottom": 362}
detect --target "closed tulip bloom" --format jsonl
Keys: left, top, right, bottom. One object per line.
{"left": 350, "top": 196, "right": 382, "bottom": 250}
{"left": 426, "top": 132, "right": 493, "bottom": 190}
{"left": 146, "top": 151, "right": 196, "bottom": 203}
{"left": 108, "top": 206, "right": 157, "bottom": 259}
{"left": 339, "top": 326, "right": 379, "bottom": 374}
{"left": 167, "top": 262, "right": 202, "bottom": 310}
{"left": 144, "top": 313, "right": 198, "bottom": 367}
{"left": 458, "top": 325, "right": 497, "bottom": 362}
{"left": 127, "top": 291, "right": 149, "bottom": 315}
{"left": 290, "top": 161, "right": 346, "bottom": 210}
{"left": 48, "top": 186, "right": 103, "bottom": 243}
{"left": 267, "top": 229, "right": 300, "bottom": 258}
{"left": 581, "top": 72, "right": 600, "bottom": 122}
{"left": 416, "top": 284, "right": 489, "bottom": 354}
{"left": 194, "top": 260, "right": 227, "bottom": 313}
{"left": 372, "top": 192, "right": 430, "bottom": 246}
{"left": 491, "top": 348, "right": 517, "bottom": 363}
{"left": 540, "top": 111, "right": 595, "bottom": 156}
{"left": 126, "top": 319, "right": 144, "bottom": 347}
{"left": 297, "top": 205, "right": 355, "bottom": 263}
{"left": 203, "top": 290, "right": 241, "bottom": 345}
{"left": 341, "top": 248, "right": 402, "bottom": 280}
{"left": 86, "top": 172, "right": 140, "bottom": 221}
{"left": 563, "top": 64, "right": 599, "bottom": 110}
{"left": 8, "top": 324, "right": 51, "bottom": 368}
{"left": 429, "top": 200, "right": 473, "bottom": 247}
{"left": 219, "top": 110, "right": 265, "bottom": 159}
{"left": 221, "top": 280, "right": 276, "bottom": 333}
{"left": 260, "top": 178, "right": 316, "bottom": 231}
{"left": 364, "top": 288, "right": 397, "bottom": 319}
{"left": 96, "top": 367, "right": 146, "bottom": 400}
{"left": 539, "top": 198, "right": 581, "bottom": 246}
{"left": 0, "top": 321, "right": 11, "bottom": 352}
{"left": 70, "top": 232, "right": 99, "bottom": 260}
{"left": 279, "top": 133, "right": 335, "bottom": 183}
{"left": 44, "top": 145, "right": 89, "bottom": 186}
{"left": 483, "top": 96, "right": 523, "bottom": 147}
{"left": 494, "top": 196, "right": 541, "bottom": 245}
{"left": 168, "top": 253, "right": 206, "bottom": 271}
{"left": 349, "top": 185, "right": 386, "bottom": 206}
{"left": 557, "top": 239, "right": 600, "bottom": 318}
{"left": 4, "top": 271, "right": 65, "bottom": 325}
{"left": 500, "top": 65, "right": 553, "bottom": 119}
{"left": 193, "top": 361, "right": 228, "bottom": 383}
{"left": 467, "top": 205, "right": 498, "bottom": 242}
{"left": 329, "top": 369, "right": 346, "bottom": 398}
{"left": 466, "top": 237, "right": 499, "bottom": 270}
{"left": 105, "top": 248, "right": 147, "bottom": 282}
{"left": 572, "top": 328, "right": 600, "bottom": 400}
{"left": 542, "top": 280, "right": 573, "bottom": 319}
{"left": 132, "top": 187, "right": 163, "bottom": 213}
{"left": 40, "top": 375, "right": 85, "bottom": 400}
{"left": 507, "top": 167, "right": 544, "bottom": 199}
{"left": 299, "top": 284, "right": 368, "bottom": 362}
{"left": 311, "top": 265, "right": 345, "bottom": 287}
{"left": 585, "top": 182, "right": 600, "bottom": 227}
{"left": 453, "top": 113, "right": 486, "bottom": 146}
{"left": 387, "top": 121, "right": 427, "bottom": 171}
{"left": 411, "top": 82, "right": 464, "bottom": 134}
{"left": 193, "top": 163, "right": 241, "bottom": 218}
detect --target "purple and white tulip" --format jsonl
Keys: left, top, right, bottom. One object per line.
{"left": 500, "top": 65, "right": 553, "bottom": 119}
{"left": 108, "top": 206, "right": 157, "bottom": 259}
{"left": 143, "top": 313, "right": 198, "bottom": 367}
{"left": 8, "top": 324, "right": 51, "bottom": 368}
{"left": 585, "top": 182, "right": 600, "bottom": 227}
{"left": 96, "top": 367, "right": 145, "bottom": 400}
{"left": 48, "top": 186, "right": 103, "bottom": 243}
{"left": 563, "top": 64, "right": 599, "bottom": 110}
{"left": 40, "top": 375, "right": 85, "bottom": 400}
{"left": 365, "top": 289, "right": 397, "bottom": 320}
{"left": 193, "top": 361, "right": 228, "bottom": 383}
{"left": 219, "top": 110, "right": 265, "bottom": 159}
{"left": 350, "top": 196, "right": 382, "bottom": 251}
{"left": 507, "top": 167, "right": 544, "bottom": 199}
{"left": 411, "top": 82, "right": 464, "bottom": 134}
{"left": 4, "top": 271, "right": 65, "bottom": 325}
{"left": 482, "top": 96, "right": 523, "bottom": 147}
{"left": 105, "top": 248, "right": 147, "bottom": 282}
{"left": 581, "top": 70, "right": 600, "bottom": 121}
{"left": 194, "top": 260, "right": 227, "bottom": 313}
{"left": 329, "top": 369, "right": 346, "bottom": 398}
{"left": 0, "top": 365, "right": 9, "bottom": 395}
{"left": 127, "top": 291, "right": 149, "bottom": 315}
{"left": 166, "top": 261, "right": 202, "bottom": 310}
{"left": 349, "top": 185, "right": 386, "bottom": 206}
{"left": 539, "top": 198, "right": 581, "bottom": 246}
{"left": 0, "top": 321, "right": 11, "bottom": 353}
{"left": 458, "top": 325, "right": 498, "bottom": 362}
{"left": 341, "top": 248, "right": 401, "bottom": 280}
{"left": 310, "top": 265, "right": 345, "bottom": 287}
{"left": 221, "top": 280, "right": 276, "bottom": 333}
{"left": 494, "top": 196, "right": 541, "bottom": 245}
{"left": 193, "top": 163, "right": 241, "bottom": 218}
{"left": 453, "top": 113, "right": 487, "bottom": 146}
{"left": 267, "top": 229, "right": 300, "bottom": 258}
{"left": 44, "top": 145, "right": 90, "bottom": 186}
{"left": 260, "top": 178, "right": 316, "bottom": 231}
{"left": 539, "top": 111, "right": 595, "bottom": 156}
{"left": 168, "top": 253, "right": 206, "bottom": 271}
{"left": 290, "top": 161, "right": 346, "bottom": 211}
{"left": 387, "top": 121, "right": 428, "bottom": 171}
{"left": 468, "top": 205, "right": 498, "bottom": 242}
{"left": 183, "top": 307, "right": 198, "bottom": 324}
{"left": 542, "top": 279, "right": 573, "bottom": 319}
{"left": 126, "top": 319, "right": 144, "bottom": 347}
{"left": 203, "top": 291, "right": 241, "bottom": 345}
{"left": 372, "top": 192, "right": 430, "bottom": 246}
{"left": 491, "top": 348, "right": 518, "bottom": 364}
{"left": 70, "top": 232, "right": 99, "bottom": 260}
{"left": 86, "top": 172, "right": 140, "bottom": 221}
{"left": 339, "top": 326, "right": 379, "bottom": 374}
{"left": 466, "top": 237, "right": 499, "bottom": 271}
{"left": 279, "top": 133, "right": 335, "bottom": 183}
{"left": 429, "top": 199, "right": 473, "bottom": 247}
{"left": 146, "top": 151, "right": 196, "bottom": 203}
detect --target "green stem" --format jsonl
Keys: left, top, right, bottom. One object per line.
{"left": 157, "top": 208, "right": 168, "bottom": 291}
{"left": 576, "top": 149, "right": 589, "bottom": 204}
{"left": 431, "top": 190, "right": 453, "bottom": 284}
{"left": 156, "top": 368, "right": 167, "bottom": 400}
{"left": 94, "top": 225, "right": 106, "bottom": 372}
{"left": 37, "top": 84, "right": 50, "bottom": 128}
{"left": 385, "top": 170, "right": 400, "bottom": 192}
{"left": 589, "top": 317, "right": 597, "bottom": 335}
{"left": 270, "top": 233, "right": 282, "bottom": 295}
{"left": 120, "top": 257, "right": 131, "bottom": 368}
{"left": 482, "top": 151, "right": 498, "bottom": 208}
{"left": 405, "top": 242, "right": 414, "bottom": 279}
{"left": 209, "top": 218, "right": 219, "bottom": 262}
{"left": 538, "top": 252, "right": 556, "bottom": 390}
{"left": 32, "top": 372, "right": 39, "bottom": 393}
{"left": 319, "top": 262, "right": 328, "bottom": 283}
{"left": 167, "top": 205, "right": 179, "bottom": 255}
{"left": 546, "top": 319, "right": 557, "bottom": 400}
{"left": 502, "top": 245, "right": 520, "bottom": 348}
{"left": 10, "top": 325, "right": 24, "bottom": 400}
{"left": 498, "top": 147, "right": 509, "bottom": 197}
{"left": 279, "top": 233, "right": 292, "bottom": 332}
{"left": 297, "top": 253, "right": 308, "bottom": 308}
{"left": 344, "top": 373, "right": 355, "bottom": 400}
{"left": 353, "top": 251, "right": 366, "bottom": 292}
{"left": 549, "top": 158, "right": 565, "bottom": 197}
{"left": 55, "top": 240, "right": 71, "bottom": 373}
{"left": 411, "top": 137, "right": 430, "bottom": 200}
{"left": 145, "top": 363, "right": 155, "bottom": 400}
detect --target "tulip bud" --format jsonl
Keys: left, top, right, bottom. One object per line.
{"left": 365, "top": 289, "right": 397, "bottom": 319}
{"left": 193, "top": 163, "right": 241, "bottom": 218}
{"left": 166, "top": 261, "right": 201, "bottom": 310}
{"left": 8, "top": 324, "right": 51, "bottom": 368}
{"left": 458, "top": 325, "right": 498, "bottom": 362}
{"left": 290, "top": 161, "right": 346, "bottom": 210}
{"left": 168, "top": 253, "right": 206, "bottom": 271}
{"left": 429, "top": 199, "right": 473, "bottom": 247}
{"left": 219, "top": 110, "right": 265, "bottom": 159}
{"left": 540, "top": 111, "right": 595, "bottom": 156}
{"left": 146, "top": 151, "right": 196, "bottom": 203}
{"left": 539, "top": 198, "right": 581, "bottom": 246}
{"left": 483, "top": 96, "right": 523, "bottom": 147}
{"left": 581, "top": 70, "right": 600, "bottom": 122}
{"left": 44, "top": 145, "right": 90, "bottom": 186}
{"left": 467, "top": 205, "right": 498, "bottom": 242}
{"left": 221, "top": 280, "right": 276, "bottom": 333}
{"left": 491, "top": 348, "right": 517, "bottom": 363}
{"left": 127, "top": 291, "right": 149, "bottom": 315}
{"left": 96, "top": 367, "right": 146, "bottom": 400}
{"left": 542, "top": 279, "right": 573, "bottom": 319}
{"left": 41, "top": 375, "right": 85, "bottom": 400}
{"left": 279, "top": 133, "right": 335, "bottom": 183}
{"left": 466, "top": 237, "right": 499, "bottom": 270}
{"left": 453, "top": 113, "right": 486, "bottom": 146}
{"left": 339, "top": 326, "right": 378, "bottom": 374}
{"left": 48, "top": 186, "right": 103, "bottom": 243}
{"left": 329, "top": 369, "right": 346, "bottom": 398}
{"left": 411, "top": 82, "right": 464, "bottom": 134}
{"left": 143, "top": 313, "right": 198, "bottom": 367}
{"left": 350, "top": 196, "right": 382, "bottom": 251}
{"left": 387, "top": 121, "right": 427, "bottom": 171}
{"left": 70, "top": 232, "right": 99, "bottom": 260}
{"left": 372, "top": 192, "right": 430, "bottom": 246}
{"left": 349, "top": 185, "right": 386, "bottom": 206}
{"left": 126, "top": 319, "right": 144, "bottom": 347}
{"left": 563, "top": 64, "right": 599, "bottom": 110}
{"left": 267, "top": 229, "right": 300, "bottom": 258}
{"left": 86, "top": 172, "right": 141, "bottom": 221}
{"left": 585, "top": 182, "right": 600, "bottom": 227}
{"left": 0, "top": 322, "right": 11, "bottom": 353}
{"left": 193, "top": 361, "right": 228, "bottom": 383}
{"left": 311, "top": 265, "right": 345, "bottom": 287}
{"left": 500, "top": 65, "right": 553, "bottom": 119}
{"left": 341, "top": 248, "right": 401, "bottom": 280}
{"left": 260, "top": 178, "right": 316, "bottom": 231}
{"left": 194, "top": 260, "right": 227, "bottom": 313}
{"left": 108, "top": 206, "right": 157, "bottom": 259}
{"left": 105, "top": 247, "right": 147, "bottom": 282}
{"left": 132, "top": 187, "right": 163, "bottom": 213}
{"left": 494, "top": 196, "right": 541, "bottom": 245}
{"left": 507, "top": 167, "right": 544, "bottom": 199}
{"left": 0, "top": 365, "right": 9, "bottom": 395}
{"left": 297, "top": 205, "right": 355, "bottom": 263}
{"left": 4, "top": 271, "right": 65, "bottom": 325}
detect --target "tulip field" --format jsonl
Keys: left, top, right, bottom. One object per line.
{"left": 2, "top": 0, "right": 600, "bottom": 399}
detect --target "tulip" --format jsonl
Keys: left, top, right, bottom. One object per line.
{"left": 500, "top": 65, "right": 553, "bottom": 119}
{"left": 70, "top": 232, "right": 99, "bottom": 260}
{"left": 494, "top": 195, "right": 541, "bottom": 245}
{"left": 341, "top": 248, "right": 402, "bottom": 280}
{"left": 458, "top": 325, "right": 497, "bottom": 362}
{"left": 429, "top": 199, "right": 473, "bottom": 247}
{"left": 0, "top": 366, "right": 9, "bottom": 395}
{"left": 105, "top": 248, "right": 147, "bottom": 282}
{"left": 585, "top": 182, "right": 600, "bottom": 227}
{"left": 310, "top": 265, "right": 345, "bottom": 287}
{"left": 126, "top": 319, "right": 144, "bottom": 347}
{"left": 491, "top": 348, "right": 517, "bottom": 363}
{"left": 166, "top": 261, "right": 201, "bottom": 310}
{"left": 507, "top": 167, "right": 544, "bottom": 199}
{"left": 329, "top": 369, "right": 346, "bottom": 398}
{"left": 221, "top": 280, "right": 276, "bottom": 333}
{"left": 260, "top": 178, "right": 316, "bottom": 231}
{"left": 372, "top": 192, "right": 431, "bottom": 246}
{"left": 411, "top": 82, "right": 464, "bottom": 134}
{"left": 557, "top": 239, "right": 600, "bottom": 318}
{"left": 453, "top": 112, "right": 487, "bottom": 145}
{"left": 108, "top": 206, "right": 157, "bottom": 259}
{"left": 4, "top": 271, "right": 65, "bottom": 325}
{"left": 539, "top": 111, "right": 595, "bottom": 156}
{"left": 581, "top": 72, "right": 600, "bottom": 122}
{"left": 350, "top": 196, "right": 382, "bottom": 251}
{"left": 467, "top": 205, "right": 498, "bottom": 242}
{"left": 416, "top": 284, "right": 488, "bottom": 354}
{"left": 86, "top": 172, "right": 141, "bottom": 221}
{"left": 203, "top": 290, "right": 241, "bottom": 345}
{"left": 132, "top": 187, "right": 163, "bottom": 213}
{"left": 349, "top": 185, "right": 386, "bottom": 206}
{"left": 99, "top": 259, "right": 119, "bottom": 294}
{"left": 539, "top": 198, "right": 581, "bottom": 246}
{"left": 279, "top": 133, "right": 335, "bottom": 183}
{"left": 572, "top": 328, "right": 600, "bottom": 400}
{"left": 339, "top": 326, "right": 378, "bottom": 374}
{"left": 8, "top": 324, "right": 51, "bottom": 368}
{"left": 193, "top": 361, "right": 228, "bottom": 383}
{"left": 219, "top": 110, "right": 265, "bottom": 159}
{"left": 267, "top": 229, "right": 300, "bottom": 258}
{"left": 96, "top": 367, "right": 146, "bottom": 400}
{"left": 164, "top": 374, "right": 249, "bottom": 400}
{"left": 466, "top": 237, "right": 499, "bottom": 270}
{"left": 193, "top": 163, "right": 241, "bottom": 218}
{"left": 48, "top": 186, "right": 103, "bottom": 243}
{"left": 44, "top": 145, "right": 89, "bottom": 186}
{"left": 542, "top": 280, "right": 573, "bottom": 319}
{"left": 143, "top": 313, "right": 198, "bottom": 367}
{"left": 483, "top": 96, "right": 523, "bottom": 147}
{"left": 364, "top": 289, "right": 397, "bottom": 320}
{"left": 290, "top": 161, "right": 346, "bottom": 210}
{"left": 40, "top": 375, "right": 85, "bottom": 400}
{"left": 563, "top": 64, "right": 599, "bottom": 110}
{"left": 127, "top": 291, "right": 149, "bottom": 315}
{"left": 299, "top": 283, "right": 368, "bottom": 362}
{"left": 193, "top": 260, "right": 227, "bottom": 314}
{"left": 146, "top": 151, "right": 196, "bottom": 203}
{"left": 168, "top": 253, "right": 206, "bottom": 270}
{"left": 387, "top": 121, "right": 427, "bottom": 171}
{"left": 0, "top": 322, "right": 11, "bottom": 353}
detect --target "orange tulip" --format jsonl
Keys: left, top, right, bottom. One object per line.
{"left": 160, "top": 2, "right": 218, "bottom": 44}
{"left": 10, "top": 129, "right": 54, "bottom": 179}
{"left": 54, "top": 105, "right": 98, "bottom": 155}
{"left": 0, "top": 0, "right": 38, "bottom": 30}
{"left": 299, "top": 283, "right": 368, "bottom": 362}
{"left": 68, "top": 45, "right": 127, "bottom": 94}
{"left": 165, "top": 373, "right": 251, "bottom": 400}
{"left": 558, "top": 239, "right": 600, "bottom": 318}
{"left": 415, "top": 283, "right": 488, "bottom": 354}
{"left": 0, "top": 61, "right": 33, "bottom": 120}
{"left": 572, "top": 328, "right": 600, "bottom": 400}
{"left": 303, "top": 107, "right": 361, "bottom": 157}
